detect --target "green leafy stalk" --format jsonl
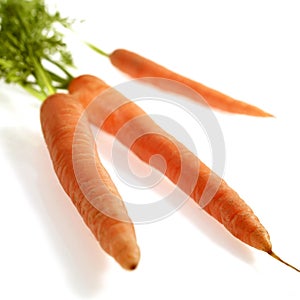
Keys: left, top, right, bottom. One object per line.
{"left": 0, "top": 0, "right": 75, "bottom": 100}
{"left": 84, "top": 41, "right": 109, "bottom": 57}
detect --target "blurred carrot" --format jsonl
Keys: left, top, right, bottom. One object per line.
{"left": 69, "top": 74, "right": 298, "bottom": 272}
{"left": 87, "top": 45, "right": 273, "bottom": 117}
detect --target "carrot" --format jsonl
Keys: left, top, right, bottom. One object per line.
{"left": 87, "top": 45, "right": 273, "bottom": 117}
{"left": 69, "top": 74, "right": 298, "bottom": 272}
{"left": 0, "top": 0, "right": 140, "bottom": 270}
{"left": 40, "top": 93, "right": 140, "bottom": 270}
{"left": 2, "top": 0, "right": 297, "bottom": 272}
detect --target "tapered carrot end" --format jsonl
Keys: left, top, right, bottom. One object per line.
{"left": 247, "top": 106, "right": 275, "bottom": 118}
{"left": 115, "top": 243, "right": 141, "bottom": 271}
{"left": 263, "top": 112, "right": 275, "bottom": 118}
{"left": 227, "top": 98, "right": 275, "bottom": 117}
{"left": 128, "top": 262, "right": 139, "bottom": 271}
{"left": 261, "top": 110, "right": 275, "bottom": 118}
{"left": 268, "top": 250, "right": 300, "bottom": 272}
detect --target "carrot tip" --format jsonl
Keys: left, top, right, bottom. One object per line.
{"left": 128, "top": 263, "right": 138, "bottom": 271}
{"left": 121, "top": 261, "right": 139, "bottom": 271}
{"left": 264, "top": 113, "right": 275, "bottom": 118}
{"left": 116, "top": 245, "right": 140, "bottom": 271}
{"left": 268, "top": 250, "right": 300, "bottom": 272}
{"left": 264, "top": 112, "right": 275, "bottom": 118}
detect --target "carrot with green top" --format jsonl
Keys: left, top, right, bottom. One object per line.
{"left": 0, "top": 0, "right": 140, "bottom": 270}
{"left": 69, "top": 74, "right": 298, "bottom": 272}
{"left": 1, "top": 0, "right": 297, "bottom": 272}
{"left": 87, "top": 45, "right": 273, "bottom": 117}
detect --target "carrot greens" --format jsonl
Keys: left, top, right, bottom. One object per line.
{"left": 0, "top": 0, "right": 74, "bottom": 100}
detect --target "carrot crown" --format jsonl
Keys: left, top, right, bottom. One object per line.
{"left": 0, "top": 0, "right": 75, "bottom": 100}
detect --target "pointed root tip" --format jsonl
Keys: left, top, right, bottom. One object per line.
{"left": 116, "top": 245, "right": 141, "bottom": 271}
{"left": 263, "top": 112, "right": 275, "bottom": 118}
{"left": 121, "top": 259, "right": 139, "bottom": 271}
{"left": 128, "top": 263, "right": 138, "bottom": 271}
{"left": 268, "top": 250, "right": 300, "bottom": 272}
{"left": 253, "top": 109, "right": 275, "bottom": 118}
{"left": 247, "top": 106, "right": 274, "bottom": 117}
{"left": 264, "top": 113, "right": 275, "bottom": 118}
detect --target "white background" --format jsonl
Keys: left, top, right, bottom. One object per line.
{"left": 1, "top": 0, "right": 300, "bottom": 299}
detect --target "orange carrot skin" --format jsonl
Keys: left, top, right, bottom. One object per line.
{"left": 109, "top": 49, "right": 273, "bottom": 117}
{"left": 40, "top": 93, "right": 140, "bottom": 270}
{"left": 68, "top": 75, "right": 272, "bottom": 253}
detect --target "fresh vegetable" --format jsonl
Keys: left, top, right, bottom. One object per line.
{"left": 87, "top": 45, "right": 273, "bottom": 117}
{"left": 69, "top": 74, "right": 298, "bottom": 272}
{"left": 1, "top": 0, "right": 297, "bottom": 272}
{"left": 0, "top": 0, "right": 140, "bottom": 270}
{"left": 41, "top": 93, "right": 140, "bottom": 270}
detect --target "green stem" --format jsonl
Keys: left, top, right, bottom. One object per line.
{"left": 22, "top": 84, "right": 46, "bottom": 101}
{"left": 47, "top": 57, "right": 74, "bottom": 80}
{"left": 48, "top": 71, "right": 69, "bottom": 84}
{"left": 85, "top": 41, "right": 109, "bottom": 57}
{"left": 31, "top": 56, "right": 56, "bottom": 96}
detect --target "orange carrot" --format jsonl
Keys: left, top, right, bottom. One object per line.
{"left": 1, "top": 0, "right": 293, "bottom": 271}
{"left": 1, "top": 1, "right": 140, "bottom": 271}
{"left": 88, "top": 45, "right": 273, "bottom": 117}
{"left": 69, "top": 74, "right": 298, "bottom": 271}
{"left": 40, "top": 93, "right": 140, "bottom": 270}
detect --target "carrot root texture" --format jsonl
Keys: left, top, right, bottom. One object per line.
{"left": 68, "top": 75, "right": 272, "bottom": 253}
{"left": 109, "top": 49, "right": 273, "bottom": 117}
{"left": 69, "top": 75, "right": 300, "bottom": 272}
{"left": 40, "top": 93, "right": 140, "bottom": 270}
